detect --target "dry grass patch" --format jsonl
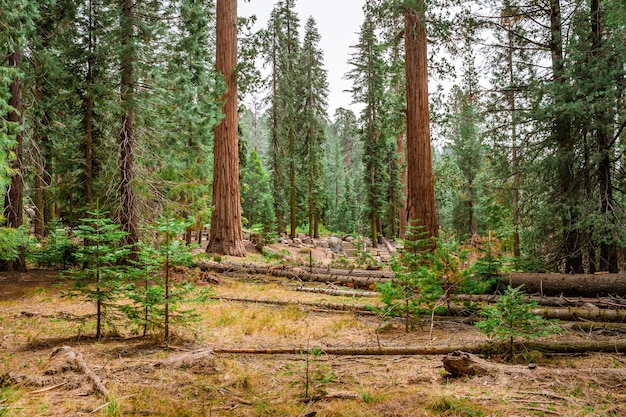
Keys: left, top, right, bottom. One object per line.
{"left": 0, "top": 270, "right": 625, "bottom": 416}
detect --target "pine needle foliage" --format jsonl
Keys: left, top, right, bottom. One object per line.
{"left": 124, "top": 217, "right": 206, "bottom": 342}
{"left": 29, "top": 220, "right": 78, "bottom": 268}
{"left": 375, "top": 225, "right": 441, "bottom": 332}
{"left": 475, "top": 285, "right": 562, "bottom": 356}
{"left": 0, "top": 221, "right": 26, "bottom": 263}
{"left": 66, "top": 209, "right": 130, "bottom": 339}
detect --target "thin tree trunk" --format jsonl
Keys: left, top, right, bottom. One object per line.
{"left": 1, "top": 49, "right": 26, "bottom": 272}
{"left": 34, "top": 169, "right": 45, "bottom": 238}
{"left": 289, "top": 128, "right": 296, "bottom": 239}
{"left": 85, "top": 0, "right": 95, "bottom": 204}
{"left": 119, "top": 0, "right": 139, "bottom": 259}
{"left": 270, "top": 29, "right": 285, "bottom": 233}
{"left": 549, "top": 0, "right": 583, "bottom": 273}
{"left": 591, "top": 0, "right": 618, "bottom": 273}
{"left": 313, "top": 214, "right": 320, "bottom": 239}
{"left": 397, "top": 133, "right": 407, "bottom": 240}
{"left": 207, "top": 0, "right": 246, "bottom": 257}
{"left": 404, "top": 1, "right": 438, "bottom": 243}
{"left": 504, "top": 15, "right": 521, "bottom": 257}
{"left": 32, "top": 99, "right": 48, "bottom": 239}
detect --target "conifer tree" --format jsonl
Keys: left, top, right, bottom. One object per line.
{"left": 0, "top": 0, "right": 37, "bottom": 271}
{"left": 207, "top": 0, "right": 246, "bottom": 256}
{"left": 347, "top": 13, "right": 389, "bottom": 246}
{"left": 445, "top": 41, "right": 484, "bottom": 240}
{"left": 325, "top": 108, "right": 364, "bottom": 234}
{"left": 157, "top": 0, "right": 221, "bottom": 242}
{"left": 265, "top": 6, "right": 288, "bottom": 233}
{"left": 263, "top": 0, "right": 301, "bottom": 238}
{"left": 298, "top": 17, "right": 328, "bottom": 238}
{"left": 241, "top": 148, "right": 276, "bottom": 237}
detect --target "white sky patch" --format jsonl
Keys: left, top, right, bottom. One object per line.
{"left": 239, "top": 0, "right": 365, "bottom": 117}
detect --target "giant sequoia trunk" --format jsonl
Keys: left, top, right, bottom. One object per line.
{"left": 404, "top": 1, "right": 438, "bottom": 243}
{"left": 206, "top": 0, "right": 246, "bottom": 257}
{"left": 119, "top": 0, "right": 139, "bottom": 258}
{"left": 1, "top": 50, "right": 27, "bottom": 272}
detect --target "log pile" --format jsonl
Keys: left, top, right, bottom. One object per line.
{"left": 196, "top": 260, "right": 626, "bottom": 297}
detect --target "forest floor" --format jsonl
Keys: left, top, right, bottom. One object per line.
{"left": 0, "top": 242, "right": 625, "bottom": 417}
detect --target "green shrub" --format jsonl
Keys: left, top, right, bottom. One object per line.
{"left": 123, "top": 217, "right": 205, "bottom": 342}
{"left": 65, "top": 209, "right": 130, "bottom": 339}
{"left": 30, "top": 220, "right": 79, "bottom": 268}
{"left": 374, "top": 226, "right": 441, "bottom": 331}
{"left": 475, "top": 285, "right": 562, "bottom": 356}
{"left": 0, "top": 221, "right": 26, "bottom": 262}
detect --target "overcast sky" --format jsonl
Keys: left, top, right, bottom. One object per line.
{"left": 238, "top": 0, "right": 366, "bottom": 117}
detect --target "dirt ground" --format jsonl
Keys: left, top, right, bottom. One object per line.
{"left": 0, "top": 254, "right": 625, "bottom": 416}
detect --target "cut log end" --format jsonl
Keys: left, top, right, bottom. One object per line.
{"left": 442, "top": 351, "right": 492, "bottom": 377}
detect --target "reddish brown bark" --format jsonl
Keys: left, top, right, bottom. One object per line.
{"left": 119, "top": 0, "right": 139, "bottom": 257}
{"left": 404, "top": 2, "right": 438, "bottom": 243}
{"left": 1, "top": 50, "right": 26, "bottom": 272}
{"left": 206, "top": 0, "right": 246, "bottom": 257}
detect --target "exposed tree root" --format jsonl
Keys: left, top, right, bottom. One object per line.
{"left": 1, "top": 346, "right": 110, "bottom": 398}
{"left": 442, "top": 350, "right": 626, "bottom": 387}
{"left": 48, "top": 346, "right": 110, "bottom": 398}
{"left": 0, "top": 372, "right": 59, "bottom": 388}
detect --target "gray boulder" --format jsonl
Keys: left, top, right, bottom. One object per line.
{"left": 327, "top": 236, "right": 343, "bottom": 253}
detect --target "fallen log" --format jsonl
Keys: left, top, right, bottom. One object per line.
{"left": 509, "top": 272, "right": 626, "bottom": 297}
{"left": 212, "top": 340, "right": 626, "bottom": 356}
{"left": 197, "top": 261, "right": 626, "bottom": 297}
{"left": 213, "top": 295, "right": 626, "bottom": 323}
{"left": 563, "top": 321, "right": 626, "bottom": 333}
{"left": 210, "top": 296, "right": 378, "bottom": 314}
{"left": 529, "top": 306, "right": 626, "bottom": 322}
{"left": 454, "top": 294, "right": 626, "bottom": 309}
{"left": 195, "top": 261, "right": 389, "bottom": 289}
{"left": 196, "top": 260, "right": 394, "bottom": 279}
{"left": 292, "top": 286, "right": 379, "bottom": 298}
{"left": 213, "top": 345, "right": 485, "bottom": 355}
{"left": 442, "top": 351, "right": 626, "bottom": 385}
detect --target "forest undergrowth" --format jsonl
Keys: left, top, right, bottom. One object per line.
{"left": 0, "top": 265, "right": 624, "bottom": 417}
